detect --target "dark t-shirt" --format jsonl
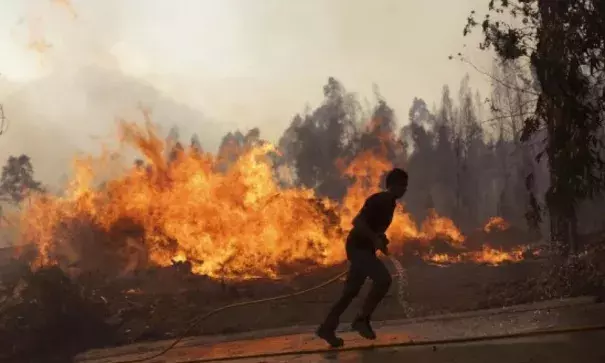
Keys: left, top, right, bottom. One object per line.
{"left": 347, "top": 191, "right": 397, "bottom": 252}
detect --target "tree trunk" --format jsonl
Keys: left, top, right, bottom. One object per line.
{"left": 537, "top": 0, "right": 578, "bottom": 257}
{"left": 546, "top": 186, "right": 578, "bottom": 256}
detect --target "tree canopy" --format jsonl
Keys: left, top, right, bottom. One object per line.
{"left": 463, "top": 0, "right": 605, "bottom": 254}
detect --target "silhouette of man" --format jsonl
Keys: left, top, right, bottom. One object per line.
{"left": 316, "top": 168, "right": 408, "bottom": 347}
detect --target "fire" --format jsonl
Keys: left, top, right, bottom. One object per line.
{"left": 16, "top": 119, "right": 519, "bottom": 280}
{"left": 483, "top": 216, "right": 510, "bottom": 233}
{"left": 426, "top": 246, "right": 526, "bottom": 266}
{"left": 470, "top": 246, "right": 525, "bottom": 264}
{"left": 339, "top": 151, "right": 465, "bottom": 245}
{"left": 428, "top": 253, "right": 462, "bottom": 264}
{"left": 21, "top": 122, "right": 346, "bottom": 279}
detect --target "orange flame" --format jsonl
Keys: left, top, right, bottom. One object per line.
{"left": 17, "top": 120, "right": 509, "bottom": 280}
{"left": 483, "top": 216, "right": 510, "bottom": 233}
{"left": 426, "top": 245, "right": 526, "bottom": 266}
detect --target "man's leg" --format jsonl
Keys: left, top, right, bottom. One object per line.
{"left": 351, "top": 254, "right": 392, "bottom": 339}
{"left": 321, "top": 265, "right": 366, "bottom": 330}
{"left": 317, "top": 263, "right": 366, "bottom": 347}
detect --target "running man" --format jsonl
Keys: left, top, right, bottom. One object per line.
{"left": 316, "top": 168, "right": 408, "bottom": 347}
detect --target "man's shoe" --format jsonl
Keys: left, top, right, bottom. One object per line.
{"left": 351, "top": 317, "right": 376, "bottom": 340}
{"left": 315, "top": 326, "right": 344, "bottom": 348}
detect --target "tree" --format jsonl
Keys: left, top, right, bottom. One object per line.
{"left": 216, "top": 128, "right": 269, "bottom": 172}
{"left": 165, "top": 125, "right": 183, "bottom": 164}
{"left": 166, "top": 125, "right": 180, "bottom": 145}
{"left": 402, "top": 97, "right": 434, "bottom": 153}
{"left": 279, "top": 77, "right": 360, "bottom": 199}
{"left": 490, "top": 60, "right": 541, "bottom": 231}
{"left": 0, "top": 155, "right": 44, "bottom": 204}
{"left": 356, "top": 89, "right": 399, "bottom": 161}
{"left": 464, "top": 0, "right": 605, "bottom": 255}
{"left": 400, "top": 97, "right": 437, "bottom": 222}
{"left": 432, "top": 86, "right": 458, "bottom": 217}
{"left": 168, "top": 142, "right": 185, "bottom": 164}
{"left": 273, "top": 75, "right": 542, "bottom": 230}
{"left": 190, "top": 133, "right": 203, "bottom": 154}
{"left": 457, "top": 76, "right": 485, "bottom": 229}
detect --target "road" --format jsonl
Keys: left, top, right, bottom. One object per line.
{"left": 233, "top": 329, "right": 605, "bottom": 363}
{"left": 76, "top": 297, "right": 605, "bottom": 363}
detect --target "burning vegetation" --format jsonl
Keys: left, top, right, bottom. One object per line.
{"left": 1, "top": 117, "right": 554, "bottom": 363}
{"left": 2, "top": 0, "right": 605, "bottom": 360}
{"left": 14, "top": 120, "right": 530, "bottom": 281}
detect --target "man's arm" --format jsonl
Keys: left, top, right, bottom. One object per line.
{"left": 353, "top": 216, "right": 388, "bottom": 255}
{"left": 352, "top": 214, "right": 380, "bottom": 242}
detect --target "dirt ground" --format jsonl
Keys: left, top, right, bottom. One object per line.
{"left": 0, "top": 232, "right": 604, "bottom": 363}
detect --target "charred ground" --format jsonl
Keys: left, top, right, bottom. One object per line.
{"left": 1, "top": 228, "right": 603, "bottom": 363}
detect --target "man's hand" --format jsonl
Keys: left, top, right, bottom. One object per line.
{"left": 373, "top": 234, "right": 390, "bottom": 255}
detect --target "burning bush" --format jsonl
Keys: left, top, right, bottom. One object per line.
{"left": 15, "top": 121, "right": 526, "bottom": 281}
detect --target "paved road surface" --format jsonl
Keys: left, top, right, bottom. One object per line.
{"left": 76, "top": 297, "right": 605, "bottom": 363}
{"left": 234, "top": 329, "right": 605, "bottom": 363}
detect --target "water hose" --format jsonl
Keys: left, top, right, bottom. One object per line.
{"left": 102, "top": 256, "right": 603, "bottom": 363}
{"left": 113, "top": 264, "right": 350, "bottom": 362}
{"left": 111, "top": 254, "right": 417, "bottom": 362}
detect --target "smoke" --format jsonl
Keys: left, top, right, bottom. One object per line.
{"left": 0, "top": 1, "right": 239, "bottom": 187}
{"left": 0, "top": 0, "right": 495, "bottom": 182}
{"left": 0, "top": 67, "right": 237, "bottom": 189}
{"left": 7, "top": 0, "right": 594, "bottom": 238}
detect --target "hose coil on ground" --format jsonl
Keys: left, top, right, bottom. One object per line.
{"left": 115, "top": 256, "right": 412, "bottom": 363}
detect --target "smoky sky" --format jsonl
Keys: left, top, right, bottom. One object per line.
{"left": 0, "top": 0, "right": 494, "bottom": 185}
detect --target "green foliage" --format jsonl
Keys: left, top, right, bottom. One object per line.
{"left": 0, "top": 155, "right": 44, "bottom": 204}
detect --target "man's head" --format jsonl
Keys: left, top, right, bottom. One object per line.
{"left": 385, "top": 168, "right": 408, "bottom": 198}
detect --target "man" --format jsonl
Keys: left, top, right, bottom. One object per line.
{"left": 316, "top": 168, "right": 408, "bottom": 348}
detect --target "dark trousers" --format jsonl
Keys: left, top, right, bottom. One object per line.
{"left": 320, "top": 246, "right": 392, "bottom": 331}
